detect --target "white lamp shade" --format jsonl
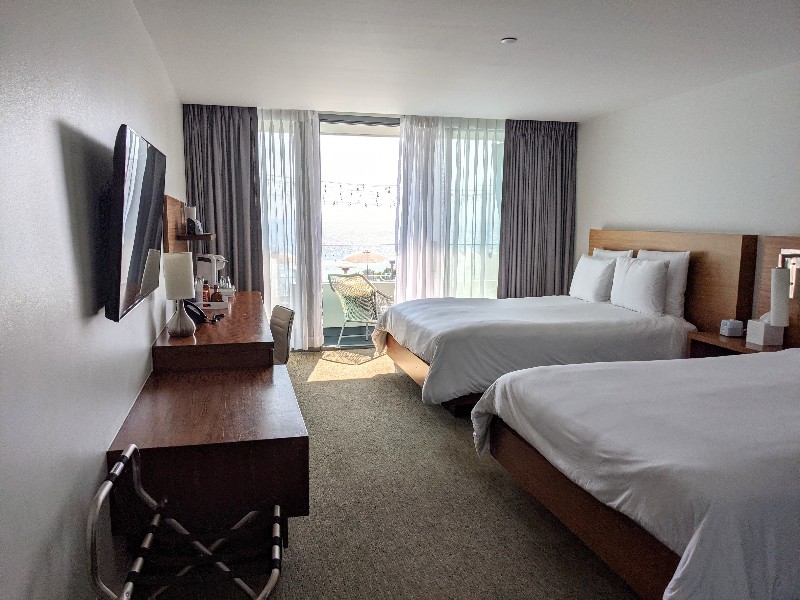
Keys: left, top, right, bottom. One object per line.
{"left": 770, "top": 267, "right": 790, "bottom": 327}
{"left": 163, "top": 252, "right": 195, "bottom": 300}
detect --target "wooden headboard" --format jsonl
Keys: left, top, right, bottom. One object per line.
{"left": 588, "top": 230, "right": 757, "bottom": 333}
{"left": 755, "top": 235, "right": 800, "bottom": 348}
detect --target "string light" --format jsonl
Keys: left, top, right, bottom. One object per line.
{"left": 321, "top": 180, "right": 398, "bottom": 208}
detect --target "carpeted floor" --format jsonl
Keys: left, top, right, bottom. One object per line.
{"left": 161, "top": 351, "right": 636, "bottom": 599}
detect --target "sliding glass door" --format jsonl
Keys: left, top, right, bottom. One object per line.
{"left": 320, "top": 123, "right": 400, "bottom": 347}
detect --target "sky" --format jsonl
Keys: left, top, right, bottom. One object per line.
{"left": 320, "top": 134, "right": 399, "bottom": 271}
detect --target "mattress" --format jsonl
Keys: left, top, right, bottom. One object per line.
{"left": 472, "top": 349, "right": 800, "bottom": 600}
{"left": 373, "top": 295, "right": 694, "bottom": 404}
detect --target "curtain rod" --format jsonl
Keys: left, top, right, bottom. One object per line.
{"left": 319, "top": 113, "right": 400, "bottom": 127}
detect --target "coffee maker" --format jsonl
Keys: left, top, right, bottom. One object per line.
{"left": 196, "top": 254, "right": 228, "bottom": 286}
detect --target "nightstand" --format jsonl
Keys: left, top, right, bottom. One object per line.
{"left": 686, "top": 331, "right": 783, "bottom": 358}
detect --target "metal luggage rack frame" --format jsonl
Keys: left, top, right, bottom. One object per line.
{"left": 87, "top": 444, "right": 282, "bottom": 600}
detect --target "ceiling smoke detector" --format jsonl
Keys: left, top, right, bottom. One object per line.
{"left": 500, "top": 37, "right": 518, "bottom": 44}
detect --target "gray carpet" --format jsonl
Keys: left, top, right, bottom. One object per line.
{"left": 162, "top": 352, "right": 636, "bottom": 599}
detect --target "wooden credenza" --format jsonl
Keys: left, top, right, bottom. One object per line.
{"left": 152, "top": 292, "right": 274, "bottom": 372}
{"left": 107, "top": 292, "right": 308, "bottom": 540}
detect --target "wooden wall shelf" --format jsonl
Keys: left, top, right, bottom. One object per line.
{"left": 163, "top": 195, "right": 215, "bottom": 252}
{"left": 176, "top": 233, "right": 216, "bottom": 242}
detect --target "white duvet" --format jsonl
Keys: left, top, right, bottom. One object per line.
{"left": 373, "top": 295, "right": 694, "bottom": 404}
{"left": 472, "top": 350, "right": 800, "bottom": 600}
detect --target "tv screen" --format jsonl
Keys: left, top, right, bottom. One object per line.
{"left": 105, "top": 124, "right": 166, "bottom": 322}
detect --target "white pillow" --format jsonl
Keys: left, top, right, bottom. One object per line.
{"left": 637, "top": 250, "right": 690, "bottom": 318}
{"left": 610, "top": 257, "right": 669, "bottom": 316}
{"left": 569, "top": 254, "right": 616, "bottom": 303}
{"left": 593, "top": 247, "right": 634, "bottom": 258}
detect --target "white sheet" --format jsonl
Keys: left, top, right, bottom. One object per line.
{"left": 373, "top": 296, "right": 694, "bottom": 404}
{"left": 472, "top": 350, "right": 800, "bottom": 600}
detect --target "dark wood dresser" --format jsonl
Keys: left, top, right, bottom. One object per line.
{"left": 107, "top": 292, "right": 308, "bottom": 541}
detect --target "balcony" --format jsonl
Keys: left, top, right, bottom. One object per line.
{"left": 319, "top": 242, "right": 499, "bottom": 347}
{"left": 322, "top": 278, "right": 395, "bottom": 347}
{"left": 321, "top": 244, "right": 395, "bottom": 347}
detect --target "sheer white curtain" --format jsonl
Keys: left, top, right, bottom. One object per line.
{"left": 395, "top": 116, "right": 504, "bottom": 302}
{"left": 257, "top": 109, "right": 323, "bottom": 350}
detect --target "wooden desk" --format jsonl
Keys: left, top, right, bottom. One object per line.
{"left": 152, "top": 291, "right": 274, "bottom": 372}
{"left": 108, "top": 292, "right": 308, "bottom": 540}
{"left": 686, "top": 330, "right": 783, "bottom": 358}
{"left": 108, "top": 366, "right": 308, "bottom": 536}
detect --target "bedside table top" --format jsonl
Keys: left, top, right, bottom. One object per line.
{"left": 688, "top": 330, "right": 784, "bottom": 354}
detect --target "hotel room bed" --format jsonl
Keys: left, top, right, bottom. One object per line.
{"left": 377, "top": 229, "right": 758, "bottom": 407}
{"left": 373, "top": 295, "right": 694, "bottom": 404}
{"left": 472, "top": 350, "right": 800, "bottom": 600}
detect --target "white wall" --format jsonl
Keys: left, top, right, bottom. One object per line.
{"left": 0, "top": 2, "right": 184, "bottom": 598}
{"left": 576, "top": 60, "right": 800, "bottom": 257}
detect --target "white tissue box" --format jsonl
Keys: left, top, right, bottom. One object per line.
{"left": 720, "top": 319, "right": 743, "bottom": 337}
{"left": 745, "top": 319, "right": 784, "bottom": 346}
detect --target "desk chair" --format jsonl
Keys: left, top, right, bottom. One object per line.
{"left": 270, "top": 306, "right": 294, "bottom": 364}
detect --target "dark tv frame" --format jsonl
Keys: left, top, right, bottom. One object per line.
{"left": 105, "top": 124, "right": 167, "bottom": 322}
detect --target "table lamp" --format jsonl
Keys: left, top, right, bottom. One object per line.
{"left": 163, "top": 252, "right": 196, "bottom": 337}
{"left": 746, "top": 267, "right": 790, "bottom": 346}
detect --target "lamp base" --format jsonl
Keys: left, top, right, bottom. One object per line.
{"left": 167, "top": 301, "right": 196, "bottom": 337}
{"left": 745, "top": 319, "right": 784, "bottom": 346}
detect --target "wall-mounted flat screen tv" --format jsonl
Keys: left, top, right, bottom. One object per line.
{"left": 105, "top": 124, "right": 166, "bottom": 322}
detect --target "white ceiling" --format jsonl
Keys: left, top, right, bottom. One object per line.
{"left": 133, "top": 0, "right": 800, "bottom": 122}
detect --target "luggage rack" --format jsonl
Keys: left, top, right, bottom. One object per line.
{"left": 87, "top": 444, "right": 282, "bottom": 600}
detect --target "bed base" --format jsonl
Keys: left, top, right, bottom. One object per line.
{"left": 441, "top": 394, "right": 481, "bottom": 416}
{"left": 386, "top": 333, "right": 428, "bottom": 387}
{"left": 386, "top": 333, "right": 482, "bottom": 415}
{"left": 490, "top": 418, "right": 679, "bottom": 600}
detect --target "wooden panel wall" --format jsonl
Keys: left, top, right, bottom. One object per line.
{"left": 755, "top": 236, "right": 800, "bottom": 348}
{"left": 589, "top": 229, "right": 757, "bottom": 333}
{"left": 163, "top": 194, "right": 188, "bottom": 253}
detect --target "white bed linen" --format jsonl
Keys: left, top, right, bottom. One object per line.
{"left": 472, "top": 350, "right": 800, "bottom": 600}
{"left": 373, "top": 296, "right": 694, "bottom": 404}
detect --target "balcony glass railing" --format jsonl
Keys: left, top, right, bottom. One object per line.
{"left": 322, "top": 243, "right": 395, "bottom": 278}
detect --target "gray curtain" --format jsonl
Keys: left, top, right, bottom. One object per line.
{"left": 497, "top": 120, "right": 577, "bottom": 298}
{"left": 183, "top": 104, "right": 263, "bottom": 293}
